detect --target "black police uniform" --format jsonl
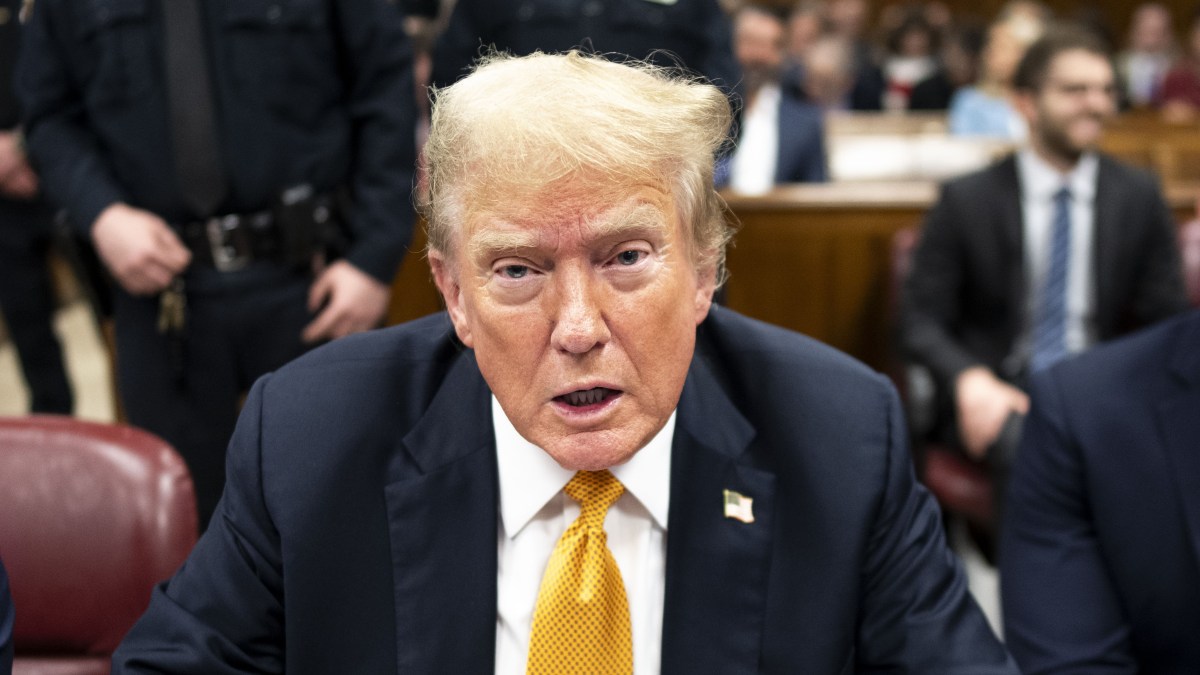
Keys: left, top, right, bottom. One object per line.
{"left": 431, "top": 0, "right": 739, "bottom": 93}
{"left": 18, "top": 0, "right": 416, "bottom": 527}
{"left": 0, "top": 0, "right": 73, "bottom": 414}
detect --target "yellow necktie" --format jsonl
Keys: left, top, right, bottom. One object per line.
{"left": 527, "top": 470, "right": 633, "bottom": 675}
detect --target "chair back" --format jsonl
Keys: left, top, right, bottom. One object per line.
{"left": 1179, "top": 219, "right": 1200, "bottom": 307}
{"left": 0, "top": 415, "right": 197, "bottom": 674}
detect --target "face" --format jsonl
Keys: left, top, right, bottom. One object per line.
{"left": 982, "top": 23, "right": 1023, "bottom": 85}
{"left": 430, "top": 181, "right": 716, "bottom": 471}
{"left": 735, "top": 10, "right": 787, "bottom": 91}
{"left": 1016, "top": 49, "right": 1116, "bottom": 167}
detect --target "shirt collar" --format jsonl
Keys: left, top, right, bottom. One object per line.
{"left": 1018, "top": 147, "right": 1099, "bottom": 203}
{"left": 493, "top": 395, "right": 674, "bottom": 540}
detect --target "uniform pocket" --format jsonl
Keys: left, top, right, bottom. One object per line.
{"left": 72, "top": 0, "right": 154, "bottom": 106}
{"left": 222, "top": 0, "right": 339, "bottom": 126}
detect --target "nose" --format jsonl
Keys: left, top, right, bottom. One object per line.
{"left": 549, "top": 267, "right": 611, "bottom": 355}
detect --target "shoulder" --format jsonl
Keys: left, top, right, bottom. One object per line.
{"left": 697, "top": 307, "right": 896, "bottom": 422}
{"left": 1033, "top": 310, "right": 1197, "bottom": 413}
{"left": 256, "top": 313, "right": 462, "bottom": 420}
{"left": 1096, "top": 153, "right": 1161, "bottom": 192}
{"left": 936, "top": 154, "right": 1016, "bottom": 203}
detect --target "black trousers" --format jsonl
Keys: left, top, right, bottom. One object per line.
{"left": 0, "top": 197, "right": 72, "bottom": 414}
{"left": 113, "top": 262, "right": 314, "bottom": 528}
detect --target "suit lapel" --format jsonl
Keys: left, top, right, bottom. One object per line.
{"left": 1157, "top": 314, "right": 1200, "bottom": 565}
{"left": 385, "top": 351, "right": 499, "bottom": 674}
{"left": 661, "top": 353, "right": 776, "bottom": 674}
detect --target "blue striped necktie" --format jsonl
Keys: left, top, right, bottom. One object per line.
{"left": 1030, "top": 187, "right": 1072, "bottom": 373}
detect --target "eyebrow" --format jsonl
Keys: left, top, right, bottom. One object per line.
{"left": 467, "top": 202, "right": 671, "bottom": 262}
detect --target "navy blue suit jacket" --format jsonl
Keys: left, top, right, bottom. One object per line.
{"left": 1001, "top": 309, "right": 1200, "bottom": 673}
{"left": 113, "top": 308, "right": 1014, "bottom": 673}
{"left": 773, "top": 93, "right": 827, "bottom": 184}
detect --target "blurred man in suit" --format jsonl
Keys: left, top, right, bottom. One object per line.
{"left": 113, "top": 51, "right": 1015, "bottom": 674}
{"left": 1002, "top": 308, "right": 1200, "bottom": 673}
{"left": 900, "top": 25, "right": 1185, "bottom": 496}
{"left": 721, "top": 4, "right": 827, "bottom": 194}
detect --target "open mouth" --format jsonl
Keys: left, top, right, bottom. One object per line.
{"left": 554, "top": 387, "right": 621, "bottom": 409}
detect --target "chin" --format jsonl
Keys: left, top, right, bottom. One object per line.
{"left": 544, "top": 433, "right": 641, "bottom": 471}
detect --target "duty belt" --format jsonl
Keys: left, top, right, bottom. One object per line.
{"left": 177, "top": 210, "right": 278, "bottom": 273}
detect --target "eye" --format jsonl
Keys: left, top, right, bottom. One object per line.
{"left": 498, "top": 264, "right": 529, "bottom": 279}
{"left": 615, "top": 250, "right": 643, "bottom": 266}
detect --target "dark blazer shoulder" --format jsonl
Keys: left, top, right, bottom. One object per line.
{"left": 940, "top": 153, "right": 1019, "bottom": 202}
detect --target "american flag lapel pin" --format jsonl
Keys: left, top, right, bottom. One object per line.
{"left": 723, "top": 489, "right": 755, "bottom": 524}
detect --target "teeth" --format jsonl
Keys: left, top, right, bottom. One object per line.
{"left": 565, "top": 388, "right": 608, "bottom": 406}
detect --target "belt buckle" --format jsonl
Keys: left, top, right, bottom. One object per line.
{"left": 206, "top": 215, "right": 252, "bottom": 272}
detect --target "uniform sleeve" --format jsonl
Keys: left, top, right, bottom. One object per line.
{"left": 999, "top": 371, "right": 1138, "bottom": 675}
{"left": 855, "top": 380, "right": 1019, "bottom": 672}
{"left": 898, "top": 182, "right": 986, "bottom": 387}
{"left": 16, "top": 0, "right": 126, "bottom": 234}
{"left": 112, "top": 377, "right": 286, "bottom": 674}
{"left": 329, "top": 0, "right": 417, "bottom": 284}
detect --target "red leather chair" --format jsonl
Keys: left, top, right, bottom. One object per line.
{"left": 888, "top": 227, "right": 995, "bottom": 533}
{"left": 0, "top": 416, "right": 198, "bottom": 675}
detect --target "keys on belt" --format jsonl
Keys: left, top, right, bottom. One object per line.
{"left": 157, "top": 278, "right": 187, "bottom": 335}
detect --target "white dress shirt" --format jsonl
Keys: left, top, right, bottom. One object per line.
{"left": 493, "top": 395, "right": 672, "bottom": 675}
{"left": 729, "top": 83, "right": 780, "bottom": 196}
{"left": 1017, "top": 148, "right": 1100, "bottom": 363}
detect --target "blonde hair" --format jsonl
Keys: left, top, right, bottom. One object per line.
{"left": 418, "top": 51, "right": 735, "bottom": 284}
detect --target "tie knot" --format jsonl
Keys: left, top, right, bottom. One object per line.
{"left": 1055, "top": 186, "right": 1071, "bottom": 204}
{"left": 564, "top": 470, "right": 624, "bottom": 528}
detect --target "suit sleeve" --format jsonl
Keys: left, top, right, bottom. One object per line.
{"left": 899, "top": 182, "right": 986, "bottom": 388}
{"left": 330, "top": 0, "right": 417, "bottom": 284}
{"left": 17, "top": 0, "right": 127, "bottom": 234}
{"left": 856, "top": 380, "right": 1018, "bottom": 673}
{"left": 1129, "top": 175, "right": 1187, "bottom": 327}
{"left": 112, "top": 377, "right": 286, "bottom": 674}
{"left": 999, "top": 371, "right": 1137, "bottom": 675}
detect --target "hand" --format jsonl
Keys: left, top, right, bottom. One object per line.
{"left": 0, "top": 131, "right": 39, "bottom": 200}
{"left": 302, "top": 260, "right": 390, "bottom": 343}
{"left": 955, "top": 366, "right": 1030, "bottom": 459}
{"left": 91, "top": 203, "right": 192, "bottom": 295}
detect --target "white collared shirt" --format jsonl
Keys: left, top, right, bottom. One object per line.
{"left": 729, "top": 83, "right": 780, "bottom": 196}
{"left": 493, "top": 395, "right": 672, "bottom": 675}
{"left": 1017, "top": 148, "right": 1100, "bottom": 364}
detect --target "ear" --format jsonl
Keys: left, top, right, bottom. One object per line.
{"left": 429, "top": 250, "right": 475, "bottom": 348}
{"left": 693, "top": 260, "right": 718, "bottom": 325}
{"left": 1012, "top": 89, "right": 1037, "bottom": 127}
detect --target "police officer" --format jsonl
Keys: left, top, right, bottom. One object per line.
{"left": 18, "top": 0, "right": 417, "bottom": 527}
{"left": 431, "top": 0, "right": 740, "bottom": 94}
{"left": 0, "top": 0, "right": 72, "bottom": 415}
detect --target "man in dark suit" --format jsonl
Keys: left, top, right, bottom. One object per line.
{"left": 1001, "top": 308, "right": 1200, "bottom": 673}
{"left": 113, "top": 51, "right": 1015, "bottom": 673}
{"left": 900, "top": 26, "right": 1185, "bottom": 470}
{"left": 721, "top": 4, "right": 826, "bottom": 193}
